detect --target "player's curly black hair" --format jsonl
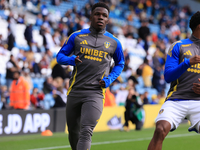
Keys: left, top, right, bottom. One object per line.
{"left": 91, "top": 2, "right": 110, "bottom": 13}
{"left": 189, "top": 11, "right": 200, "bottom": 31}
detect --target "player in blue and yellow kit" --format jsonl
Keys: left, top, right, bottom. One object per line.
{"left": 148, "top": 11, "right": 200, "bottom": 150}
{"left": 56, "top": 2, "right": 124, "bottom": 150}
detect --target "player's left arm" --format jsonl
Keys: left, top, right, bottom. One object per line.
{"left": 101, "top": 40, "right": 125, "bottom": 88}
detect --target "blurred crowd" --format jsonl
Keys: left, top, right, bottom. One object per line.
{"left": 0, "top": 0, "right": 195, "bottom": 110}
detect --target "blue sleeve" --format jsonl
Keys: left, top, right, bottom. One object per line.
{"left": 56, "top": 33, "right": 76, "bottom": 66}
{"left": 102, "top": 41, "right": 125, "bottom": 88}
{"left": 164, "top": 43, "right": 190, "bottom": 83}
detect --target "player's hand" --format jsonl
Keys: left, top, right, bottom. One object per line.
{"left": 192, "top": 78, "right": 200, "bottom": 94}
{"left": 190, "top": 55, "right": 200, "bottom": 65}
{"left": 75, "top": 56, "right": 82, "bottom": 65}
{"left": 99, "top": 80, "right": 105, "bottom": 88}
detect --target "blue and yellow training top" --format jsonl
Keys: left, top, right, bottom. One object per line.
{"left": 56, "top": 27, "right": 125, "bottom": 98}
{"left": 165, "top": 35, "right": 200, "bottom": 101}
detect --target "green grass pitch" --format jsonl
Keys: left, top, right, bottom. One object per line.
{"left": 0, "top": 124, "right": 200, "bottom": 150}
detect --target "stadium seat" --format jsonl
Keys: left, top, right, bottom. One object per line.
{"left": 129, "top": 56, "right": 144, "bottom": 72}
{"left": 137, "top": 76, "right": 144, "bottom": 87}
{"left": 0, "top": 73, "right": 6, "bottom": 86}
{"left": 136, "top": 86, "right": 146, "bottom": 94}
{"left": 120, "top": 71, "right": 128, "bottom": 83}
{"left": 145, "top": 87, "right": 158, "bottom": 102}
{"left": 146, "top": 7, "right": 152, "bottom": 18}
{"left": 111, "top": 83, "right": 121, "bottom": 92}
{"left": 0, "top": 18, "right": 8, "bottom": 38}
{"left": 0, "top": 101, "right": 3, "bottom": 110}
{"left": 149, "top": 24, "right": 160, "bottom": 34}
{"left": 0, "top": 10, "right": 8, "bottom": 19}
{"left": 40, "top": 94, "right": 55, "bottom": 110}
{"left": 159, "top": 0, "right": 170, "bottom": 7}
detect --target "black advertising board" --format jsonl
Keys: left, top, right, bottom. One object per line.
{"left": 0, "top": 109, "right": 55, "bottom": 136}
{"left": 54, "top": 108, "right": 66, "bottom": 132}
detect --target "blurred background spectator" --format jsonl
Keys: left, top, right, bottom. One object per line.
{"left": 6, "top": 54, "right": 20, "bottom": 89}
{"left": 30, "top": 87, "right": 44, "bottom": 109}
{"left": 7, "top": 27, "right": 15, "bottom": 51}
{"left": 21, "top": 68, "right": 33, "bottom": 90}
{"left": 121, "top": 88, "right": 145, "bottom": 132}
{"left": 0, "top": 85, "right": 10, "bottom": 109}
{"left": 9, "top": 70, "right": 30, "bottom": 110}
{"left": 24, "top": 24, "right": 33, "bottom": 50}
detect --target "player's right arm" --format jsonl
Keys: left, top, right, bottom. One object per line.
{"left": 56, "top": 34, "right": 79, "bottom": 66}
{"left": 164, "top": 42, "right": 191, "bottom": 83}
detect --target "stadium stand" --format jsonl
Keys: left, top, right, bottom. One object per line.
{"left": 0, "top": 0, "right": 196, "bottom": 110}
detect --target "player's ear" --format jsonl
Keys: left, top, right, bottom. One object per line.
{"left": 198, "top": 24, "right": 200, "bottom": 29}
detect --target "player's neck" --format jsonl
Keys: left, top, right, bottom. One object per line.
{"left": 192, "top": 31, "right": 200, "bottom": 39}
{"left": 90, "top": 26, "right": 105, "bottom": 34}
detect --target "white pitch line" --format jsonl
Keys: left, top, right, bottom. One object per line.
{"left": 27, "top": 133, "right": 197, "bottom": 150}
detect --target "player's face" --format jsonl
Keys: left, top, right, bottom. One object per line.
{"left": 90, "top": 7, "right": 109, "bottom": 31}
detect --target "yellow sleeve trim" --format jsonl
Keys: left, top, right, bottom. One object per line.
{"left": 65, "top": 30, "right": 81, "bottom": 44}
